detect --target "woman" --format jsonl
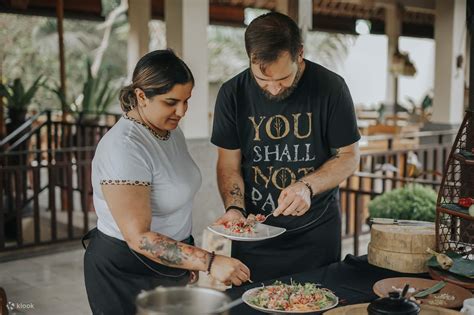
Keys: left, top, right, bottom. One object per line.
{"left": 83, "top": 50, "right": 250, "bottom": 315}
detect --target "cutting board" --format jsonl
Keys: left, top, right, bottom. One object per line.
{"left": 368, "top": 224, "right": 435, "bottom": 273}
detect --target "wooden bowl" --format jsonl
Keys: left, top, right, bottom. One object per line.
{"left": 325, "top": 303, "right": 462, "bottom": 315}
{"left": 372, "top": 277, "right": 472, "bottom": 309}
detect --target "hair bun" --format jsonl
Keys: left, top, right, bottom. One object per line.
{"left": 119, "top": 85, "right": 137, "bottom": 112}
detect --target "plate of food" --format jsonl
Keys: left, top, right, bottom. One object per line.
{"left": 207, "top": 214, "right": 286, "bottom": 241}
{"left": 242, "top": 280, "right": 338, "bottom": 313}
{"left": 373, "top": 277, "right": 472, "bottom": 309}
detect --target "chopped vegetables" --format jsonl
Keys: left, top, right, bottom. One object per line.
{"left": 222, "top": 218, "right": 256, "bottom": 234}
{"left": 432, "top": 293, "right": 455, "bottom": 301}
{"left": 247, "top": 281, "right": 337, "bottom": 312}
{"left": 221, "top": 214, "right": 266, "bottom": 235}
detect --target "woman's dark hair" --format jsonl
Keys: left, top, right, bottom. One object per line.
{"left": 244, "top": 12, "right": 302, "bottom": 70}
{"left": 119, "top": 49, "right": 194, "bottom": 112}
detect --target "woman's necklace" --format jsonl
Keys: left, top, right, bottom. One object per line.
{"left": 124, "top": 110, "right": 170, "bottom": 141}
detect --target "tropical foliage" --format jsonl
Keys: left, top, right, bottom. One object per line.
{"left": 74, "top": 60, "right": 118, "bottom": 116}
{"left": 368, "top": 184, "right": 437, "bottom": 222}
{"left": 0, "top": 75, "right": 46, "bottom": 110}
{"left": 0, "top": 0, "right": 126, "bottom": 111}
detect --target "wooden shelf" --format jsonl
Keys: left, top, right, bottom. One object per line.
{"left": 437, "top": 206, "right": 474, "bottom": 221}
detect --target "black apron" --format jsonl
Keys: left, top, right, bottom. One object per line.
{"left": 232, "top": 198, "right": 342, "bottom": 282}
{"left": 82, "top": 228, "right": 193, "bottom": 315}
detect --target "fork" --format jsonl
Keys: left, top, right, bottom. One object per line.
{"left": 259, "top": 211, "right": 275, "bottom": 223}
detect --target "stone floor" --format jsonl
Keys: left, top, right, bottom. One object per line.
{"left": 0, "top": 234, "right": 370, "bottom": 315}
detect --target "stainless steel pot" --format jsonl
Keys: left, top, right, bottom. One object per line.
{"left": 135, "top": 286, "right": 233, "bottom": 315}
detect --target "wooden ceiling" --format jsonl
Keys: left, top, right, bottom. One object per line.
{"left": 0, "top": 0, "right": 435, "bottom": 38}
{"left": 0, "top": 0, "right": 104, "bottom": 20}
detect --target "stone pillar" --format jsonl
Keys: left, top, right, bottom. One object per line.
{"left": 432, "top": 0, "right": 466, "bottom": 125}
{"left": 127, "top": 0, "right": 151, "bottom": 79}
{"left": 165, "top": 0, "right": 209, "bottom": 138}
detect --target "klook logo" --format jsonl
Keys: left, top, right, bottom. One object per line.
{"left": 6, "top": 301, "right": 35, "bottom": 311}
{"left": 6, "top": 301, "right": 15, "bottom": 311}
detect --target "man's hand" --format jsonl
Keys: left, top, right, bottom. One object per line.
{"left": 214, "top": 209, "right": 245, "bottom": 225}
{"left": 273, "top": 181, "right": 311, "bottom": 217}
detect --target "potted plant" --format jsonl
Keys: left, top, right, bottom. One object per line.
{"left": 0, "top": 75, "right": 46, "bottom": 134}
{"left": 76, "top": 60, "right": 118, "bottom": 124}
{"left": 368, "top": 184, "right": 437, "bottom": 222}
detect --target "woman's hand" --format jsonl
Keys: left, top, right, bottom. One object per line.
{"left": 188, "top": 270, "right": 199, "bottom": 284}
{"left": 210, "top": 255, "right": 250, "bottom": 286}
{"left": 214, "top": 209, "right": 245, "bottom": 225}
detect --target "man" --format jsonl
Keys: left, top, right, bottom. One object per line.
{"left": 211, "top": 12, "right": 360, "bottom": 281}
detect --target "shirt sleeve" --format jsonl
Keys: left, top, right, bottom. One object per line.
{"left": 211, "top": 83, "right": 241, "bottom": 149}
{"left": 327, "top": 79, "right": 361, "bottom": 149}
{"left": 95, "top": 139, "right": 152, "bottom": 187}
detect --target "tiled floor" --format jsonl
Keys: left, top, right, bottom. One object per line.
{"left": 1, "top": 247, "right": 89, "bottom": 315}
{"left": 0, "top": 234, "right": 370, "bottom": 315}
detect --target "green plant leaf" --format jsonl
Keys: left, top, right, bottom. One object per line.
{"left": 77, "top": 59, "right": 117, "bottom": 116}
{"left": 1, "top": 75, "right": 45, "bottom": 110}
{"left": 368, "top": 184, "right": 437, "bottom": 222}
{"left": 21, "top": 74, "right": 46, "bottom": 109}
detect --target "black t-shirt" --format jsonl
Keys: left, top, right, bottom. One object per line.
{"left": 211, "top": 60, "right": 360, "bottom": 230}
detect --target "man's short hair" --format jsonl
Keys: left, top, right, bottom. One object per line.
{"left": 244, "top": 12, "right": 303, "bottom": 69}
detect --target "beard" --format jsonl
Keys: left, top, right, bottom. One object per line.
{"left": 259, "top": 63, "right": 304, "bottom": 102}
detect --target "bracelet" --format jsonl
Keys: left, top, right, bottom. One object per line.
{"left": 225, "top": 205, "right": 247, "bottom": 217}
{"left": 207, "top": 251, "right": 216, "bottom": 274}
{"left": 298, "top": 179, "right": 314, "bottom": 197}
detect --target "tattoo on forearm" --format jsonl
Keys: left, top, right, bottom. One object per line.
{"left": 139, "top": 234, "right": 208, "bottom": 268}
{"left": 139, "top": 236, "right": 183, "bottom": 265}
{"left": 230, "top": 184, "right": 243, "bottom": 198}
{"left": 229, "top": 184, "right": 244, "bottom": 206}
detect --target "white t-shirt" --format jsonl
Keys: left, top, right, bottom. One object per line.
{"left": 91, "top": 115, "right": 202, "bottom": 241}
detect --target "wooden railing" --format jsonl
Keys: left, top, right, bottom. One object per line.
{"left": 0, "top": 147, "right": 96, "bottom": 250}
{"left": 1, "top": 110, "right": 119, "bottom": 252}
{"left": 0, "top": 113, "right": 458, "bottom": 254}
{"left": 339, "top": 129, "right": 457, "bottom": 255}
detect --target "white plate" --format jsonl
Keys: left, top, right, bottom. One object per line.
{"left": 242, "top": 285, "right": 339, "bottom": 314}
{"left": 207, "top": 223, "right": 286, "bottom": 241}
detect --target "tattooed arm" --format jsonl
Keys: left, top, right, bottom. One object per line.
{"left": 273, "top": 142, "right": 360, "bottom": 216}
{"left": 214, "top": 148, "right": 247, "bottom": 224}
{"left": 101, "top": 184, "right": 250, "bottom": 285}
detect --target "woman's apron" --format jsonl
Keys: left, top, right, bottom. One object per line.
{"left": 82, "top": 228, "right": 193, "bottom": 315}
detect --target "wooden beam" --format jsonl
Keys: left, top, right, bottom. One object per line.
{"left": 0, "top": 0, "right": 104, "bottom": 21}
{"left": 468, "top": 0, "right": 474, "bottom": 112}
{"left": 210, "top": 4, "right": 245, "bottom": 26}
{"left": 0, "top": 50, "right": 4, "bottom": 139}
{"left": 56, "top": 0, "right": 66, "bottom": 114}
{"left": 313, "top": 14, "right": 385, "bottom": 35}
